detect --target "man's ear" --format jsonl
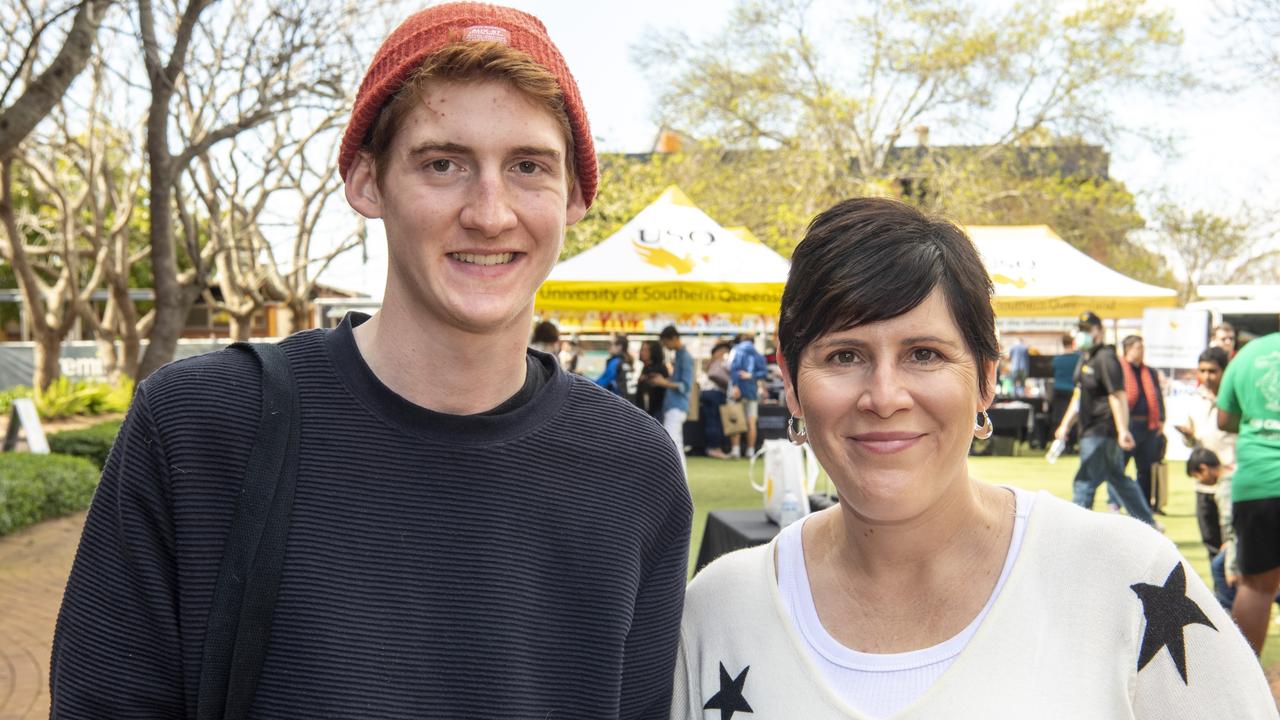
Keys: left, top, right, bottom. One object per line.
{"left": 565, "top": 182, "right": 587, "bottom": 225}
{"left": 344, "top": 152, "right": 383, "bottom": 219}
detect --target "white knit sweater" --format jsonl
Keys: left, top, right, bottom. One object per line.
{"left": 673, "top": 491, "right": 1276, "bottom": 719}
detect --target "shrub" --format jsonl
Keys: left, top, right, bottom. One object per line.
{"left": 26, "top": 376, "right": 135, "bottom": 420}
{"left": 0, "top": 453, "right": 100, "bottom": 536}
{"left": 0, "top": 385, "right": 33, "bottom": 416}
{"left": 47, "top": 420, "right": 123, "bottom": 469}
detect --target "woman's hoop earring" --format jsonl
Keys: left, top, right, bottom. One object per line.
{"left": 787, "top": 415, "right": 808, "bottom": 445}
{"left": 974, "top": 410, "right": 994, "bottom": 440}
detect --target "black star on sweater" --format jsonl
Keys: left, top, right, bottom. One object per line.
{"left": 703, "top": 662, "right": 753, "bottom": 719}
{"left": 1130, "top": 563, "right": 1217, "bottom": 683}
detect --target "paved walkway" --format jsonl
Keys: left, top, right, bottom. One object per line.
{"left": 0, "top": 511, "right": 84, "bottom": 720}
{"left": 3, "top": 510, "right": 1280, "bottom": 717}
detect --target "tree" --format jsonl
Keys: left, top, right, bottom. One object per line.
{"left": 0, "top": 58, "right": 136, "bottom": 390}
{"left": 918, "top": 144, "right": 1176, "bottom": 287}
{"left": 630, "top": 0, "right": 1189, "bottom": 271}
{"left": 1153, "top": 204, "right": 1277, "bottom": 303}
{"left": 135, "top": 0, "right": 363, "bottom": 379}
{"left": 188, "top": 108, "right": 365, "bottom": 340}
{"left": 0, "top": 0, "right": 114, "bottom": 157}
{"left": 1221, "top": 0, "right": 1280, "bottom": 85}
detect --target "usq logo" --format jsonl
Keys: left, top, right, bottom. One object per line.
{"left": 632, "top": 229, "right": 717, "bottom": 276}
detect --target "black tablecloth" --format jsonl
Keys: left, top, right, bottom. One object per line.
{"left": 694, "top": 509, "right": 779, "bottom": 575}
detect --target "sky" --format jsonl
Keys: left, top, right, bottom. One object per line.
{"left": 319, "top": 0, "right": 1279, "bottom": 298}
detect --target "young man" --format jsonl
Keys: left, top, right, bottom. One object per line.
{"left": 49, "top": 5, "right": 692, "bottom": 717}
{"left": 1054, "top": 311, "right": 1157, "bottom": 527}
{"left": 727, "top": 331, "right": 768, "bottom": 458}
{"left": 1218, "top": 330, "right": 1280, "bottom": 654}
{"left": 652, "top": 325, "right": 694, "bottom": 474}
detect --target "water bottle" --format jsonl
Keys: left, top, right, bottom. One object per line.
{"left": 779, "top": 491, "right": 804, "bottom": 528}
{"left": 1045, "top": 438, "right": 1066, "bottom": 464}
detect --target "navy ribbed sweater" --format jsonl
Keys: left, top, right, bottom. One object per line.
{"left": 49, "top": 315, "right": 693, "bottom": 719}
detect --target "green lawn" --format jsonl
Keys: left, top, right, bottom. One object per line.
{"left": 684, "top": 451, "right": 1280, "bottom": 667}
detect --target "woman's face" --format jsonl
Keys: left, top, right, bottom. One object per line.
{"left": 1197, "top": 360, "right": 1224, "bottom": 394}
{"left": 781, "top": 287, "right": 994, "bottom": 523}
{"left": 639, "top": 343, "right": 651, "bottom": 363}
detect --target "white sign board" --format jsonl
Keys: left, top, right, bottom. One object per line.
{"left": 1142, "top": 308, "right": 1210, "bottom": 369}
{"left": 3, "top": 398, "right": 49, "bottom": 454}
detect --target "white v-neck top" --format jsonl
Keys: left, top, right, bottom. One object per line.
{"left": 672, "top": 489, "right": 1274, "bottom": 719}
{"left": 775, "top": 487, "right": 1033, "bottom": 718}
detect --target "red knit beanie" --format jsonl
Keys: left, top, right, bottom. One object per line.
{"left": 338, "top": 2, "right": 598, "bottom": 208}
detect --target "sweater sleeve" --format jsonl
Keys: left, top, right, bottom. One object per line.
{"left": 1131, "top": 545, "right": 1275, "bottom": 718}
{"left": 49, "top": 386, "right": 187, "bottom": 718}
{"left": 619, "top": 479, "right": 693, "bottom": 720}
{"left": 669, "top": 628, "right": 697, "bottom": 720}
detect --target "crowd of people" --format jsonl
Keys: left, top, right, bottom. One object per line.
{"left": 44, "top": 2, "right": 1277, "bottom": 717}
{"left": 527, "top": 320, "right": 783, "bottom": 463}
{"left": 1036, "top": 315, "right": 1280, "bottom": 663}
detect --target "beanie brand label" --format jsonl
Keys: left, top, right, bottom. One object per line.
{"left": 462, "top": 25, "right": 510, "bottom": 44}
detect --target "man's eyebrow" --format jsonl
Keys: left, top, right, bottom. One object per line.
{"left": 510, "top": 145, "right": 563, "bottom": 164}
{"left": 405, "top": 142, "right": 471, "bottom": 161}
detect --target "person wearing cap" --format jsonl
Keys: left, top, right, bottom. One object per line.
{"left": 1054, "top": 311, "right": 1159, "bottom": 527}
{"left": 49, "top": 4, "right": 692, "bottom": 717}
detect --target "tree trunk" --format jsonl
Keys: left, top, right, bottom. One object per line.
{"left": 277, "top": 303, "right": 302, "bottom": 339}
{"left": 95, "top": 336, "right": 120, "bottom": 381}
{"left": 33, "top": 334, "right": 62, "bottom": 392}
{"left": 229, "top": 313, "right": 253, "bottom": 342}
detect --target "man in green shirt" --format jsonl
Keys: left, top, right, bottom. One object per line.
{"left": 1217, "top": 331, "right": 1280, "bottom": 654}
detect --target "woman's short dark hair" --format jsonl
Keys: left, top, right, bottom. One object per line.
{"left": 1199, "top": 346, "right": 1229, "bottom": 370}
{"left": 778, "top": 197, "right": 999, "bottom": 399}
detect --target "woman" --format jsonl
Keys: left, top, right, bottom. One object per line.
{"left": 635, "top": 339, "right": 669, "bottom": 420}
{"left": 700, "top": 341, "right": 734, "bottom": 459}
{"left": 672, "top": 198, "right": 1270, "bottom": 718}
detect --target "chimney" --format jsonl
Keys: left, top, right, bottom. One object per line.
{"left": 654, "top": 129, "right": 683, "bottom": 154}
{"left": 914, "top": 125, "right": 929, "bottom": 147}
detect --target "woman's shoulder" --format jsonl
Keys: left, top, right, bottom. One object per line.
{"left": 684, "top": 543, "right": 774, "bottom": 618}
{"left": 1023, "top": 491, "right": 1181, "bottom": 575}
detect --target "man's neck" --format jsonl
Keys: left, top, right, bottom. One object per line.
{"left": 353, "top": 302, "right": 530, "bottom": 415}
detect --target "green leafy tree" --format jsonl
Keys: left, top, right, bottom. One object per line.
{"left": 630, "top": 0, "right": 1189, "bottom": 280}
{"left": 1153, "top": 204, "right": 1276, "bottom": 303}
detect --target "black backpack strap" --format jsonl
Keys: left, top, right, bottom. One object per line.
{"left": 197, "top": 342, "right": 300, "bottom": 720}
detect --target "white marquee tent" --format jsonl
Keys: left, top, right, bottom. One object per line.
{"left": 535, "top": 186, "right": 790, "bottom": 317}
{"left": 968, "top": 225, "right": 1177, "bottom": 318}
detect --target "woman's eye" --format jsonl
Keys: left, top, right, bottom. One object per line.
{"left": 911, "top": 348, "right": 939, "bottom": 363}
{"left": 830, "top": 350, "right": 857, "bottom": 364}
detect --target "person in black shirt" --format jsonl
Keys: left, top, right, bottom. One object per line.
{"left": 49, "top": 5, "right": 692, "bottom": 718}
{"left": 635, "top": 339, "right": 668, "bottom": 420}
{"left": 1054, "top": 311, "right": 1157, "bottom": 527}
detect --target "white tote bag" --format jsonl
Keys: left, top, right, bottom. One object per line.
{"left": 749, "top": 439, "right": 820, "bottom": 524}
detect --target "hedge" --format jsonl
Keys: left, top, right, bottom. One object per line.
{"left": 0, "top": 453, "right": 100, "bottom": 536}
{"left": 47, "top": 420, "right": 123, "bottom": 469}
